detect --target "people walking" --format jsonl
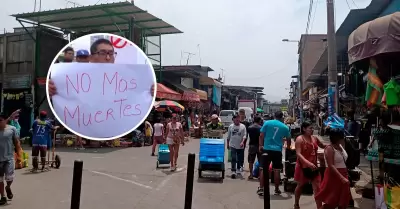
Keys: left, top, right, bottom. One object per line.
{"left": 315, "top": 128, "right": 351, "bottom": 209}
{"left": 227, "top": 115, "right": 247, "bottom": 179}
{"left": 165, "top": 114, "right": 184, "bottom": 171}
{"left": 74, "top": 136, "right": 85, "bottom": 150}
{"left": 257, "top": 111, "right": 291, "bottom": 196}
{"left": 206, "top": 114, "right": 224, "bottom": 130}
{"left": 31, "top": 111, "right": 59, "bottom": 170}
{"left": 145, "top": 120, "right": 153, "bottom": 146}
{"left": 0, "top": 112, "right": 22, "bottom": 205}
{"left": 247, "top": 116, "right": 262, "bottom": 180}
{"left": 238, "top": 109, "right": 250, "bottom": 173}
{"left": 293, "top": 121, "right": 325, "bottom": 209}
{"left": 151, "top": 118, "right": 165, "bottom": 156}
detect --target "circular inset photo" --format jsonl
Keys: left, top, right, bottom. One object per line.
{"left": 46, "top": 33, "right": 156, "bottom": 140}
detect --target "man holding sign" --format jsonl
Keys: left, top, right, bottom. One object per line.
{"left": 48, "top": 38, "right": 154, "bottom": 97}
{"left": 47, "top": 37, "right": 155, "bottom": 139}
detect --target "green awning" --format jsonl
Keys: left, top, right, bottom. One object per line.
{"left": 257, "top": 108, "right": 263, "bottom": 113}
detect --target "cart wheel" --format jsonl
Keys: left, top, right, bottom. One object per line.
{"left": 198, "top": 169, "right": 203, "bottom": 178}
{"left": 156, "top": 161, "right": 159, "bottom": 168}
{"left": 32, "top": 157, "right": 39, "bottom": 169}
{"left": 55, "top": 155, "right": 61, "bottom": 169}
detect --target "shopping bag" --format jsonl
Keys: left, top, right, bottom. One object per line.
{"left": 375, "top": 184, "right": 388, "bottom": 209}
{"left": 385, "top": 184, "right": 400, "bottom": 209}
{"left": 112, "top": 139, "right": 121, "bottom": 147}
{"left": 14, "top": 148, "right": 24, "bottom": 169}
{"left": 228, "top": 150, "right": 231, "bottom": 162}
{"left": 252, "top": 161, "right": 260, "bottom": 178}
{"left": 22, "top": 152, "right": 29, "bottom": 168}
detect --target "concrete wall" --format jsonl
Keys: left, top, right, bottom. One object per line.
{"left": 299, "top": 34, "right": 327, "bottom": 90}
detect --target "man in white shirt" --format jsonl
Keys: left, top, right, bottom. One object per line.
{"left": 227, "top": 115, "right": 247, "bottom": 179}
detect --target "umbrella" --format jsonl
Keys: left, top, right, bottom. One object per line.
{"left": 154, "top": 100, "right": 185, "bottom": 112}
{"left": 348, "top": 12, "right": 400, "bottom": 64}
{"left": 257, "top": 108, "right": 263, "bottom": 113}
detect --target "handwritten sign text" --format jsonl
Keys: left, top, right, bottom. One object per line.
{"left": 50, "top": 63, "right": 155, "bottom": 139}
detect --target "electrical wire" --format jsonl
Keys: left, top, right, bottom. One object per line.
{"left": 299, "top": 0, "right": 314, "bottom": 55}
{"left": 345, "top": 0, "right": 352, "bottom": 10}
{"left": 309, "top": 0, "right": 319, "bottom": 33}
{"left": 350, "top": 0, "right": 359, "bottom": 8}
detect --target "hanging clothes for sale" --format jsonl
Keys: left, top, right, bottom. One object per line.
{"left": 383, "top": 79, "right": 400, "bottom": 106}
{"left": 365, "top": 67, "right": 384, "bottom": 108}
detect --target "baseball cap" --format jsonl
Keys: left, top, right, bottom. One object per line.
{"left": 76, "top": 49, "right": 89, "bottom": 57}
{"left": 40, "top": 111, "right": 48, "bottom": 117}
{"left": 211, "top": 114, "right": 218, "bottom": 119}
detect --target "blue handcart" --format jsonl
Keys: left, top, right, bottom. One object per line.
{"left": 156, "top": 144, "right": 170, "bottom": 168}
{"left": 198, "top": 130, "right": 225, "bottom": 180}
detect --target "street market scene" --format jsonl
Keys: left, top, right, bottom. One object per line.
{"left": 1, "top": 0, "right": 400, "bottom": 208}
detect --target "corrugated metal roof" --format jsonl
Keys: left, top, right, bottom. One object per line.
{"left": 11, "top": 1, "right": 182, "bottom": 36}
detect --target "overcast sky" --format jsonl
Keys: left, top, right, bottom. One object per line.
{"left": 1, "top": 0, "right": 372, "bottom": 102}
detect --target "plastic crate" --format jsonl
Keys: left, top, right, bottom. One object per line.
{"left": 199, "top": 138, "right": 225, "bottom": 164}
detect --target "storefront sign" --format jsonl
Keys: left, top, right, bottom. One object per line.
{"left": 3, "top": 74, "right": 31, "bottom": 89}
{"left": 50, "top": 63, "right": 155, "bottom": 140}
{"left": 328, "top": 84, "right": 337, "bottom": 115}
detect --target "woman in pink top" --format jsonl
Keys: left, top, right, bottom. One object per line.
{"left": 165, "top": 114, "right": 184, "bottom": 171}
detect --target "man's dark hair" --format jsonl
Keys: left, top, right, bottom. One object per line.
{"left": 253, "top": 116, "right": 262, "bottom": 124}
{"left": 90, "top": 38, "right": 113, "bottom": 54}
{"left": 64, "top": 47, "right": 74, "bottom": 53}
{"left": 274, "top": 111, "right": 283, "bottom": 119}
{"left": 232, "top": 114, "right": 239, "bottom": 120}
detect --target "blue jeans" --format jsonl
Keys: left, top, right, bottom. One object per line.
{"left": 230, "top": 148, "right": 244, "bottom": 172}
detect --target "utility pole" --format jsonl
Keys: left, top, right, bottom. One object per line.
{"left": 327, "top": 0, "right": 339, "bottom": 114}
{"left": 197, "top": 44, "right": 202, "bottom": 65}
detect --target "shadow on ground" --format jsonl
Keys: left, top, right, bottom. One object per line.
{"left": 21, "top": 144, "right": 140, "bottom": 154}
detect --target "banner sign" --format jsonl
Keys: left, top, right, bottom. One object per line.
{"left": 328, "top": 84, "right": 337, "bottom": 115}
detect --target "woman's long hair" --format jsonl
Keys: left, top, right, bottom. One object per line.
{"left": 300, "top": 121, "right": 312, "bottom": 135}
{"left": 326, "top": 127, "right": 345, "bottom": 144}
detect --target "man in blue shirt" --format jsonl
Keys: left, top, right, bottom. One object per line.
{"left": 31, "top": 111, "right": 58, "bottom": 170}
{"left": 257, "top": 111, "right": 291, "bottom": 196}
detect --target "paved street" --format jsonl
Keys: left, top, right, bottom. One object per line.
{"left": 8, "top": 136, "right": 373, "bottom": 209}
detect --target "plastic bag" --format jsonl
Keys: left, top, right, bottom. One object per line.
{"left": 22, "top": 152, "right": 29, "bottom": 168}
{"left": 375, "top": 184, "right": 388, "bottom": 209}
{"left": 385, "top": 184, "right": 400, "bottom": 209}
{"left": 252, "top": 161, "right": 260, "bottom": 178}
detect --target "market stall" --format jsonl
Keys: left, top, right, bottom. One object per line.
{"left": 348, "top": 12, "right": 400, "bottom": 209}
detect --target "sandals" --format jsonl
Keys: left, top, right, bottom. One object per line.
{"left": 293, "top": 204, "right": 300, "bottom": 209}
